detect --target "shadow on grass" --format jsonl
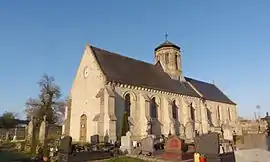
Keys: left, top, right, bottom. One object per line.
{"left": 0, "top": 147, "right": 31, "bottom": 162}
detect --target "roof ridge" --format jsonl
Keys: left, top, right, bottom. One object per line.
{"left": 90, "top": 45, "right": 155, "bottom": 67}
{"left": 185, "top": 76, "right": 213, "bottom": 85}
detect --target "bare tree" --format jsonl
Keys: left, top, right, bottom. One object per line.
{"left": 25, "top": 74, "right": 66, "bottom": 126}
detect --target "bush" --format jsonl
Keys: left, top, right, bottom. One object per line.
{"left": 110, "top": 148, "right": 124, "bottom": 156}
{"left": 121, "top": 112, "right": 129, "bottom": 136}
{"left": 43, "top": 147, "right": 50, "bottom": 157}
{"left": 182, "top": 143, "right": 189, "bottom": 153}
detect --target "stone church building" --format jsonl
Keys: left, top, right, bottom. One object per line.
{"left": 63, "top": 39, "right": 238, "bottom": 142}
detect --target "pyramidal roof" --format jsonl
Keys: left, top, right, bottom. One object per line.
{"left": 154, "top": 40, "right": 180, "bottom": 51}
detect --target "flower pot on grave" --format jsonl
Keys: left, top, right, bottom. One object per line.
{"left": 43, "top": 147, "right": 50, "bottom": 161}
{"left": 43, "top": 156, "right": 49, "bottom": 162}
{"left": 200, "top": 155, "right": 206, "bottom": 162}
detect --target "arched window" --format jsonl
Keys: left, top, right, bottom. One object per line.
{"left": 190, "top": 103, "right": 195, "bottom": 121}
{"left": 172, "top": 100, "right": 178, "bottom": 120}
{"left": 228, "top": 107, "right": 231, "bottom": 121}
{"left": 124, "top": 94, "right": 131, "bottom": 117}
{"left": 207, "top": 108, "right": 212, "bottom": 125}
{"left": 150, "top": 97, "right": 158, "bottom": 118}
{"left": 80, "top": 114, "right": 87, "bottom": 141}
{"left": 217, "top": 106, "right": 220, "bottom": 120}
{"left": 175, "top": 55, "right": 178, "bottom": 70}
{"left": 165, "top": 53, "right": 169, "bottom": 64}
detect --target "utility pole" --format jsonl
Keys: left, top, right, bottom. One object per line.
{"left": 256, "top": 105, "right": 261, "bottom": 120}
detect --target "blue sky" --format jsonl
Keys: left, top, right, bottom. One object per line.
{"left": 0, "top": 1, "right": 269, "bottom": 119}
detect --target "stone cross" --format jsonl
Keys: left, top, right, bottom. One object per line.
{"left": 120, "top": 131, "right": 132, "bottom": 154}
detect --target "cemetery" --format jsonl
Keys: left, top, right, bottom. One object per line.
{"left": 0, "top": 113, "right": 269, "bottom": 162}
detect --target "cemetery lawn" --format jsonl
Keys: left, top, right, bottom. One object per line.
{"left": 0, "top": 143, "right": 31, "bottom": 162}
{"left": 103, "top": 156, "right": 145, "bottom": 162}
{"left": 0, "top": 149, "right": 31, "bottom": 162}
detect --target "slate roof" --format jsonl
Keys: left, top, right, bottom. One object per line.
{"left": 185, "top": 77, "right": 236, "bottom": 105}
{"left": 91, "top": 46, "right": 199, "bottom": 98}
{"left": 155, "top": 41, "right": 180, "bottom": 51}
{"left": 90, "top": 45, "right": 235, "bottom": 105}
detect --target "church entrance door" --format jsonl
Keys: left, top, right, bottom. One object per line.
{"left": 80, "top": 114, "right": 87, "bottom": 142}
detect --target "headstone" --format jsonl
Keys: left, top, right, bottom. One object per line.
{"left": 120, "top": 131, "right": 132, "bottom": 154}
{"left": 91, "top": 134, "right": 99, "bottom": 144}
{"left": 194, "top": 132, "right": 220, "bottom": 155}
{"left": 140, "top": 136, "right": 154, "bottom": 155}
{"left": 12, "top": 127, "right": 18, "bottom": 141}
{"left": 58, "top": 136, "right": 72, "bottom": 154}
{"left": 194, "top": 133, "right": 221, "bottom": 162}
{"left": 162, "top": 135, "right": 183, "bottom": 160}
{"left": 25, "top": 117, "right": 36, "bottom": 153}
{"left": 39, "top": 115, "right": 48, "bottom": 146}
{"left": 223, "top": 126, "right": 233, "bottom": 141}
{"left": 58, "top": 136, "right": 72, "bottom": 162}
{"left": 165, "top": 135, "right": 182, "bottom": 153}
{"left": 27, "top": 117, "right": 35, "bottom": 141}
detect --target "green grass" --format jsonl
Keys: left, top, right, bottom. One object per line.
{"left": 0, "top": 149, "right": 31, "bottom": 162}
{"left": 0, "top": 142, "right": 31, "bottom": 162}
{"left": 103, "top": 156, "right": 145, "bottom": 162}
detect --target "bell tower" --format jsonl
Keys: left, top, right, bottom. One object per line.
{"left": 154, "top": 34, "right": 185, "bottom": 81}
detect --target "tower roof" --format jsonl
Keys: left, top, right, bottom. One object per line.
{"left": 154, "top": 40, "right": 180, "bottom": 51}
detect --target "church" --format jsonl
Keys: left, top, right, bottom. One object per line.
{"left": 63, "top": 39, "right": 238, "bottom": 143}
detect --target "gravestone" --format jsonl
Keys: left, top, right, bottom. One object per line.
{"left": 25, "top": 117, "right": 36, "bottom": 153}
{"left": 12, "top": 126, "right": 18, "bottom": 141}
{"left": 120, "top": 131, "right": 132, "bottom": 154}
{"left": 194, "top": 133, "right": 222, "bottom": 162}
{"left": 91, "top": 134, "right": 99, "bottom": 144}
{"left": 39, "top": 115, "right": 48, "bottom": 147}
{"left": 162, "top": 135, "right": 183, "bottom": 160}
{"left": 223, "top": 126, "right": 233, "bottom": 141}
{"left": 59, "top": 136, "right": 72, "bottom": 153}
{"left": 194, "top": 132, "right": 220, "bottom": 155}
{"left": 140, "top": 135, "right": 154, "bottom": 155}
{"left": 58, "top": 136, "right": 72, "bottom": 162}
{"left": 26, "top": 117, "right": 34, "bottom": 141}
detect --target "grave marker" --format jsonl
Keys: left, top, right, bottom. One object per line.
{"left": 140, "top": 135, "right": 154, "bottom": 155}
{"left": 194, "top": 132, "right": 220, "bottom": 155}
{"left": 58, "top": 136, "right": 72, "bottom": 162}
{"left": 91, "top": 134, "right": 99, "bottom": 144}
{"left": 39, "top": 115, "right": 48, "bottom": 147}
{"left": 59, "top": 136, "right": 72, "bottom": 154}
{"left": 162, "top": 135, "right": 183, "bottom": 160}
{"left": 120, "top": 131, "right": 132, "bottom": 154}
